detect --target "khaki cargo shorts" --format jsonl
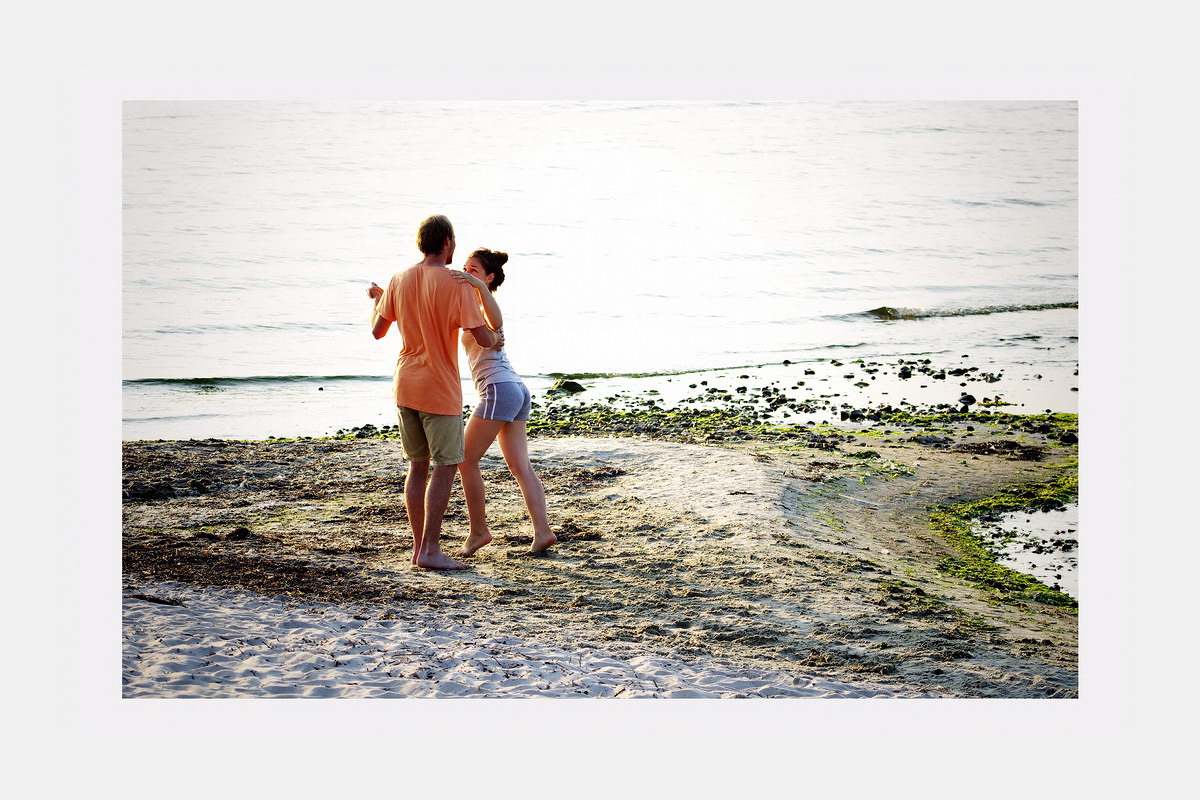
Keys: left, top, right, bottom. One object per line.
{"left": 396, "top": 406, "right": 465, "bottom": 466}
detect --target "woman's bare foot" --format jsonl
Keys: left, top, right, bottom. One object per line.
{"left": 415, "top": 551, "right": 470, "bottom": 570}
{"left": 531, "top": 529, "right": 557, "bottom": 553}
{"left": 455, "top": 531, "right": 493, "bottom": 558}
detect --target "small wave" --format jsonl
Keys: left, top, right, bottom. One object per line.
{"left": 124, "top": 413, "right": 226, "bottom": 423}
{"left": 124, "top": 375, "right": 389, "bottom": 387}
{"left": 135, "top": 321, "right": 355, "bottom": 336}
{"left": 950, "top": 198, "right": 1056, "bottom": 208}
{"left": 864, "top": 302, "right": 1077, "bottom": 321}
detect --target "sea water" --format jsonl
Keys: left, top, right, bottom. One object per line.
{"left": 122, "top": 101, "right": 1077, "bottom": 441}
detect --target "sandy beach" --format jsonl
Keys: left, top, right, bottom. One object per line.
{"left": 123, "top": 408, "right": 1079, "bottom": 699}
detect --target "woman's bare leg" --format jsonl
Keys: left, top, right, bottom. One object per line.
{"left": 455, "top": 415, "right": 507, "bottom": 557}
{"left": 497, "top": 421, "right": 556, "bottom": 553}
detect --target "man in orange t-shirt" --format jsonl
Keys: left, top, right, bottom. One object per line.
{"left": 368, "top": 215, "right": 499, "bottom": 570}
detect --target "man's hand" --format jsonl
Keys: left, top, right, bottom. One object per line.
{"left": 369, "top": 282, "right": 391, "bottom": 339}
{"left": 492, "top": 329, "right": 505, "bottom": 350}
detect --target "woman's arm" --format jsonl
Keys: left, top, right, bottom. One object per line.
{"left": 453, "top": 272, "right": 505, "bottom": 331}
{"left": 474, "top": 286, "right": 504, "bottom": 331}
{"left": 467, "top": 325, "right": 499, "bottom": 349}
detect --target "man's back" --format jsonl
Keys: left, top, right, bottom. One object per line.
{"left": 379, "top": 263, "right": 484, "bottom": 415}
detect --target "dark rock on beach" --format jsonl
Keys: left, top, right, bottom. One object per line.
{"left": 953, "top": 440, "right": 1047, "bottom": 461}
{"left": 128, "top": 593, "right": 184, "bottom": 606}
{"left": 910, "top": 435, "right": 954, "bottom": 448}
{"left": 549, "top": 378, "right": 587, "bottom": 395}
{"left": 124, "top": 481, "right": 178, "bottom": 502}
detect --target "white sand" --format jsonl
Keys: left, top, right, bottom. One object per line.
{"left": 122, "top": 581, "right": 927, "bottom": 698}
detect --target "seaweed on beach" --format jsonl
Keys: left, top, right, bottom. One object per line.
{"left": 522, "top": 403, "right": 848, "bottom": 449}
{"left": 929, "top": 471, "right": 1079, "bottom": 610}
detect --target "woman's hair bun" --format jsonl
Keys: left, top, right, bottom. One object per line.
{"left": 470, "top": 248, "right": 509, "bottom": 291}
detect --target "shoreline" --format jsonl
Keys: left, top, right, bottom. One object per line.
{"left": 123, "top": 406, "right": 1079, "bottom": 698}
{"left": 123, "top": 345, "right": 1078, "bottom": 442}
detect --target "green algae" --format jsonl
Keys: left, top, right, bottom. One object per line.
{"left": 814, "top": 510, "right": 847, "bottom": 533}
{"left": 929, "top": 470, "right": 1078, "bottom": 611}
{"left": 858, "top": 459, "right": 916, "bottom": 483}
{"left": 877, "top": 409, "right": 1076, "bottom": 432}
{"left": 523, "top": 404, "right": 803, "bottom": 443}
{"left": 249, "top": 397, "right": 1077, "bottom": 449}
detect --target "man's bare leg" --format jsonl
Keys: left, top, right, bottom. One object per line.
{"left": 455, "top": 416, "right": 507, "bottom": 557}
{"left": 415, "top": 463, "right": 468, "bottom": 570}
{"left": 405, "top": 460, "right": 429, "bottom": 565}
{"left": 498, "top": 422, "right": 556, "bottom": 553}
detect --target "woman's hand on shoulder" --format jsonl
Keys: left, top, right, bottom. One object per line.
{"left": 452, "top": 270, "right": 488, "bottom": 290}
{"left": 367, "top": 282, "right": 384, "bottom": 301}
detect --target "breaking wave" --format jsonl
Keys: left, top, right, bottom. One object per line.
{"left": 864, "top": 302, "right": 1077, "bottom": 321}
{"left": 124, "top": 375, "right": 387, "bottom": 388}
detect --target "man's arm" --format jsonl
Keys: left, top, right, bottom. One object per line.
{"left": 371, "top": 308, "right": 391, "bottom": 339}
{"left": 368, "top": 282, "right": 391, "bottom": 339}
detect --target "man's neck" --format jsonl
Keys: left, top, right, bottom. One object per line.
{"left": 419, "top": 255, "right": 449, "bottom": 268}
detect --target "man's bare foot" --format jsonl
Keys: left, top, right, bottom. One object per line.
{"left": 415, "top": 551, "right": 469, "bottom": 570}
{"left": 531, "top": 529, "right": 557, "bottom": 553}
{"left": 454, "top": 531, "right": 493, "bottom": 558}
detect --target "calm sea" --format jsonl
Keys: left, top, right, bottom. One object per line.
{"left": 122, "top": 101, "right": 1078, "bottom": 440}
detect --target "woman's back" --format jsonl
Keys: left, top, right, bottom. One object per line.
{"left": 461, "top": 328, "right": 521, "bottom": 393}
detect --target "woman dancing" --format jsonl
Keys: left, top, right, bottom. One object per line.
{"left": 452, "top": 248, "right": 557, "bottom": 556}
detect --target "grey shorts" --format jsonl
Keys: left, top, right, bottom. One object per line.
{"left": 396, "top": 407, "right": 465, "bottom": 466}
{"left": 472, "top": 381, "right": 532, "bottom": 422}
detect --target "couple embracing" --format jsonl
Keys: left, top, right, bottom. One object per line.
{"left": 368, "top": 214, "right": 556, "bottom": 570}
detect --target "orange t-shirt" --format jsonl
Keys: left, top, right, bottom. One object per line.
{"left": 378, "top": 264, "right": 486, "bottom": 415}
